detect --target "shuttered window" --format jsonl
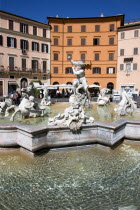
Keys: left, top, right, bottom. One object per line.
{"left": 54, "top": 38, "right": 58, "bottom": 45}
{"left": 106, "top": 67, "right": 115, "bottom": 74}
{"left": 43, "top": 29, "right": 46, "bottom": 37}
{"left": 20, "top": 23, "right": 28, "bottom": 33}
{"left": 110, "top": 24, "right": 114, "bottom": 31}
{"left": 92, "top": 67, "right": 101, "bottom": 74}
{"left": 42, "top": 44, "right": 48, "bottom": 53}
{"left": 32, "top": 60, "right": 38, "bottom": 71}
{"left": 33, "top": 26, "right": 37, "bottom": 36}
{"left": 20, "top": 40, "right": 28, "bottom": 50}
{"left": 7, "top": 37, "right": 16, "bottom": 48}
{"left": 9, "top": 20, "right": 13, "bottom": 30}
{"left": 0, "top": 35, "right": 3, "bottom": 46}
{"left": 54, "top": 53, "right": 58, "bottom": 60}
{"left": 9, "top": 57, "right": 14, "bottom": 71}
{"left": 22, "top": 59, "right": 26, "bottom": 71}
{"left": 32, "top": 42, "right": 39, "bottom": 51}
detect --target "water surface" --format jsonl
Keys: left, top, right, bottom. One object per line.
{"left": 0, "top": 142, "right": 140, "bottom": 209}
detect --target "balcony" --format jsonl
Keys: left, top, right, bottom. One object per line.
{"left": 5, "top": 67, "right": 50, "bottom": 74}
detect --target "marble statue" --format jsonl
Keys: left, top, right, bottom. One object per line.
{"left": 10, "top": 96, "right": 44, "bottom": 121}
{"left": 69, "top": 59, "right": 91, "bottom": 107}
{"left": 114, "top": 87, "right": 137, "bottom": 116}
{"left": 40, "top": 88, "right": 51, "bottom": 108}
{"left": 21, "top": 85, "right": 35, "bottom": 97}
{"left": 97, "top": 88, "right": 110, "bottom": 106}
{"left": 0, "top": 98, "right": 16, "bottom": 117}
{"left": 48, "top": 94, "right": 94, "bottom": 131}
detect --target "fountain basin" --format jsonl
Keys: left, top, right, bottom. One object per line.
{"left": 0, "top": 119, "right": 140, "bottom": 152}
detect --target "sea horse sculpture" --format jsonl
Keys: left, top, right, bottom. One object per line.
{"left": 114, "top": 87, "right": 137, "bottom": 116}
{"left": 97, "top": 88, "right": 110, "bottom": 106}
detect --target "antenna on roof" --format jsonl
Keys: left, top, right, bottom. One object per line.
{"left": 100, "top": 13, "right": 104, "bottom": 17}
{"left": 56, "top": 14, "right": 59, "bottom": 18}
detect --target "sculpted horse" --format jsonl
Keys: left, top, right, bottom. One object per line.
{"left": 97, "top": 88, "right": 110, "bottom": 106}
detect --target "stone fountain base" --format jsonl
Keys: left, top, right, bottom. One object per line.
{"left": 0, "top": 119, "right": 140, "bottom": 152}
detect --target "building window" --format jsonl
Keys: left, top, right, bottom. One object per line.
{"left": 65, "top": 67, "right": 73, "bottom": 74}
{"left": 9, "top": 75, "right": 15, "bottom": 79}
{"left": 43, "top": 77, "right": 47, "bottom": 80}
{"left": 134, "top": 48, "right": 138, "bottom": 55}
{"left": 7, "top": 37, "right": 16, "bottom": 48}
{"left": 20, "top": 39, "right": 28, "bottom": 50}
{"left": 81, "top": 25, "right": 86, "bottom": 32}
{"left": 109, "top": 53, "right": 114, "bottom": 61}
{"left": 9, "top": 20, "right": 13, "bottom": 30}
{"left": 80, "top": 53, "right": 85, "bottom": 62}
{"left": 93, "top": 38, "right": 100, "bottom": 45}
{"left": 54, "top": 53, "right": 58, "bottom": 60}
{"left": 54, "top": 67, "right": 58, "bottom": 74}
{"left": 22, "top": 58, "right": 26, "bottom": 71}
{"left": 121, "top": 32, "right": 125, "bottom": 39}
{"left": 33, "top": 77, "right": 38, "bottom": 80}
{"left": 92, "top": 67, "right": 101, "bottom": 74}
{"left": 68, "top": 26, "right": 72, "bottom": 32}
{"left": 107, "top": 67, "right": 115, "bottom": 74}
{"left": 94, "top": 53, "right": 99, "bottom": 61}
{"left": 32, "top": 42, "right": 39, "bottom": 51}
{"left": 43, "top": 29, "right": 46, "bottom": 38}
{"left": 134, "top": 30, "right": 139, "bottom": 37}
{"left": 67, "top": 39, "right": 72, "bottom": 46}
{"left": 120, "top": 64, "right": 124, "bottom": 70}
{"left": 67, "top": 53, "right": 72, "bottom": 60}
{"left": 42, "top": 44, "right": 48, "bottom": 53}
{"left": 110, "top": 24, "right": 114, "bottom": 31}
{"left": 54, "top": 25, "right": 58, "bottom": 32}
{"left": 109, "top": 37, "right": 114, "bottom": 45}
{"left": 81, "top": 38, "right": 86, "bottom": 46}
{"left": 33, "top": 26, "right": 37, "bottom": 36}
{"left": 120, "top": 49, "right": 124, "bottom": 56}
{"left": 126, "top": 63, "right": 131, "bottom": 72}
{"left": 95, "top": 25, "right": 100, "bottom": 32}
{"left": 9, "top": 57, "right": 14, "bottom": 71}
{"left": 54, "top": 38, "right": 58, "bottom": 45}
{"left": 20, "top": 23, "right": 28, "bottom": 33}
{"left": 32, "top": 60, "right": 38, "bottom": 71}
{"left": 133, "top": 63, "right": 137, "bottom": 70}
{"left": 0, "top": 35, "right": 3, "bottom": 46}
{"left": 42, "top": 61, "right": 47, "bottom": 72}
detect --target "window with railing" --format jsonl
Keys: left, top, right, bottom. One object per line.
{"left": 32, "top": 60, "right": 38, "bottom": 72}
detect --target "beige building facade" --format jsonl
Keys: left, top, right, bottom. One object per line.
{"left": 117, "top": 22, "right": 140, "bottom": 93}
{"left": 0, "top": 10, "right": 51, "bottom": 97}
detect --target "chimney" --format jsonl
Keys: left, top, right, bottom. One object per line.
{"left": 56, "top": 14, "right": 59, "bottom": 18}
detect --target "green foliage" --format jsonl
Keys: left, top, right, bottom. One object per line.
{"left": 29, "top": 80, "right": 42, "bottom": 98}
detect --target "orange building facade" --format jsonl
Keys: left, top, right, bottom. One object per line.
{"left": 48, "top": 15, "right": 124, "bottom": 91}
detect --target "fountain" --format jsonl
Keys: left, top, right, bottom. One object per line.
{"left": 0, "top": 60, "right": 139, "bottom": 152}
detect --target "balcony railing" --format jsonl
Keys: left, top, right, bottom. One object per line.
{"left": 5, "top": 67, "right": 50, "bottom": 74}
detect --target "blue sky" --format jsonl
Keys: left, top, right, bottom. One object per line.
{"left": 1, "top": 0, "right": 140, "bottom": 23}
